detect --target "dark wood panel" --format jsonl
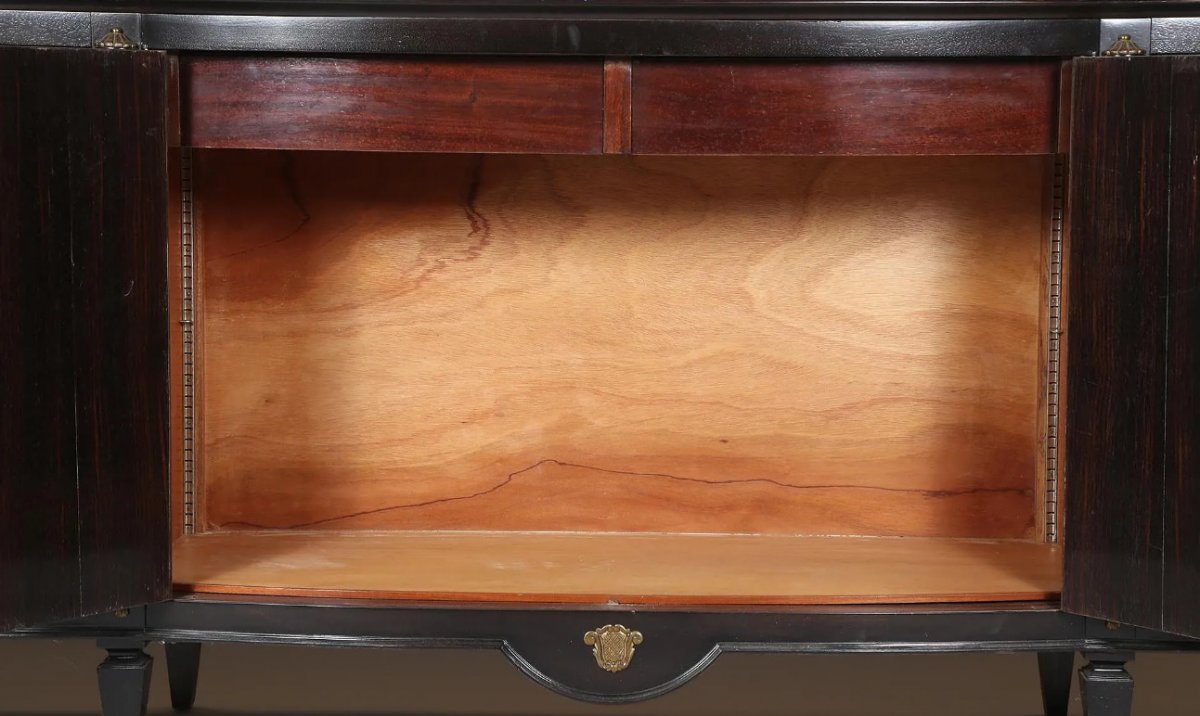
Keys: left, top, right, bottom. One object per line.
{"left": 0, "top": 47, "right": 84, "bottom": 631}
{"left": 1062, "top": 57, "right": 1174, "bottom": 630}
{"left": 0, "top": 47, "right": 171, "bottom": 631}
{"left": 183, "top": 57, "right": 604, "bottom": 154}
{"left": 1056, "top": 60, "right": 1073, "bottom": 153}
{"left": 631, "top": 60, "right": 1059, "bottom": 155}
{"left": 1164, "top": 57, "right": 1200, "bottom": 638}
{"left": 72, "top": 50, "right": 173, "bottom": 622}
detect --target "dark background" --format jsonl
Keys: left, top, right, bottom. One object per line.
{"left": 1, "top": 642, "right": 1198, "bottom": 714}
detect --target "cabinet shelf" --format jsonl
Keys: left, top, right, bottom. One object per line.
{"left": 173, "top": 532, "right": 1061, "bottom": 606}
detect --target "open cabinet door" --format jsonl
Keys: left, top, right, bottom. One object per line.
{"left": 0, "top": 47, "right": 171, "bottom": 630}
{"left": 1063, "top": 55, "right": 1200, "bottom": 637}
{"left": 1163, "top": 57, "right": 1200, "bottom": 638}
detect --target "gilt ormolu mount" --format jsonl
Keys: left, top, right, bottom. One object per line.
{"left": 585, "top": 625, "right": 645, "bottom": 673}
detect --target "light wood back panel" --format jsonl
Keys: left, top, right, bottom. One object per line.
{"left": 195, "top": 151, "right": 1047, "bottom": 537}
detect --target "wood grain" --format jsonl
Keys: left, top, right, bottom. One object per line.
{"left": 1062, "top": 57, "right": 1173, "bottom": 630}
{"left": 1164, "top": 57, "right": 1200, "bottom": 638}
{"left": 173, "top": 532, "right": 1062, "bottom": 606}
{"left": 631, "top": 60, "right": 1059, "bottom": 155}
{"left": 71, "top": 49, "right": 173, "bottom": 624}
{"left": 193, "top": 150, "right": 1047, "bottom": 539}
{"left": 0, "top": 48, "right": 171, "bottom": 630}
{"left": 1056, "top": 60, "right": 1074, "bottom": 155}
{"left": 183, "top": 57, "right": 604, "bottom": 154}
{"left": 603, "top": 59, "right": 632, "bottom": 154}
{"left": 0, "top": 47, "right": 82, "bottom": 630}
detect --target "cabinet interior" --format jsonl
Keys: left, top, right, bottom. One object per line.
{"left": 171, "top": 149, "right": 1064, "bottom": 606}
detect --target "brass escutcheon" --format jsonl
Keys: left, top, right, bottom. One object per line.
{"left": 583, "top": 624, "right": 643, "bottom": 672}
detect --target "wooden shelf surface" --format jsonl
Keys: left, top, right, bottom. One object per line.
{"left": 174, "top": 532, "right": 1062, "bottom": 606}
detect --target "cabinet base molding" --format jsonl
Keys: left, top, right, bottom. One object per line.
{"left": 8, "top": 603, "right": 1191, "bottom": 708}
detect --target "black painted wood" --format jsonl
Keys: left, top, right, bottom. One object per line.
{"left": 0, "top": 47, "right": 171, "bottom": 631}
{"left": 134, "top": 601, "right": 1135, "bottom": 704}
{"left": 1164, "top": 57, "right": 1200, "bottom": 639}
{"left": 0, "top": 11, "right": 1100, "bottom": 57}
{"left": 1062, "top": 56, "right": 1174, "bottom": 632}
{"left": 97, "top": 640, "right": 153, "bottom": 716}
{"left": 8, "top": 602, "right": 1198, "bottom": 705}
{"left": 145, "top": 15, "right": 1099, "bottom": 57}
{"left": 1153, "top": 18, "right": 1200, "bottom": 54}
{"left": 1078, "top": 652, "right": 1134, "bottom": 716}
{"left": 1038, "top": 651, "right": 1075, "bottom": 716}
{"left": 0, "top": 9, "right": 88, "bottom": 46}
{"left": 4, "top": 1, "right": 1200, "bottom": 19}
{"left": 22, "top": 8, "right": 1200, "bottom": 57}
{"left": 164, "top": 642, "right": 201, "bottom": 712}
{"left": 6, "top": 6, "right": 1200, "bottom": 56}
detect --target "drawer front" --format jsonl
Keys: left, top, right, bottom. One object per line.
{"left": 632, "top": 60, "right": 1059, "bottom": 155}
{"left": 501, "top": 612, "right": 722, "bottom": 702}
{"left": 183, "top": 57, "right": 604, "bottom": 154}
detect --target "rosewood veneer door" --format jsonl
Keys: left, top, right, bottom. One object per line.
{"left": 1163, "top": 57, "right": 1200, "bottom": 638}
{"left": 0, "top": 47, "right": 171, "bottom": 630}
{"left": 1063, "top": 55, "right": 1200, "bottom": 637}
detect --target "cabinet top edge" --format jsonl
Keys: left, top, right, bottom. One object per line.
{"left": 3, "top": 1, "right": 1200, "bottom": 20}
{"left": 4, "top": 7, "right": 1200, "bottom": 56}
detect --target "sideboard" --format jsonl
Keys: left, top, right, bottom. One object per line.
{"left": 2, "top": 3, "right": 1200, "bottom": 715}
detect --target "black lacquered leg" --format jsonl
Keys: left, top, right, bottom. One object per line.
{"left": 165, "top": 642, "right": 203, "bottom": 712}
{"left": 97, "top": 639, "right": 152, "bottom": 716}
{"left": 1079, "top": 651, "right": 1134, "bottom": 716}
{"left": 1039, "top": 651, "right": 1075, "bottom": 716}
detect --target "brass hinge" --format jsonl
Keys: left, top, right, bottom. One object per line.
{"left": 95, "top": 26, "right": 139, "bottom": 50}
{"left": 1103, "top": 34, "right": 1147, "bottom": 57}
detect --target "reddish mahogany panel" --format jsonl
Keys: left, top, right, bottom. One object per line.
{"left": 632, "top": 60, "right": 1059, "bottom": 155}
{"left": 603, "top": 59, "right": 633, "bottom": 154}
{"left": 183, "top": 57, "right": 604, "bottom": 153}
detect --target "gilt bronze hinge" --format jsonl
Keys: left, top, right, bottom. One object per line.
{"left": 95, "top": 26, "right": 139, "bottom": 50}
{"left": 1103, "top": 34, "right": 1147, "bottom": 57}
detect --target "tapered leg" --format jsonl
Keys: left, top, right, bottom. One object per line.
{"left": 165, "top": 642, "right": 203, "bottom": 712}
{"left": 1079, "top": 651, "right": 1135, "bottom": 716}
{"left": 97, "top": 639, "right": 152, "bottom": 716}
{"left": 1039, "top": 651, "right": 1075, "bottom": 716}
